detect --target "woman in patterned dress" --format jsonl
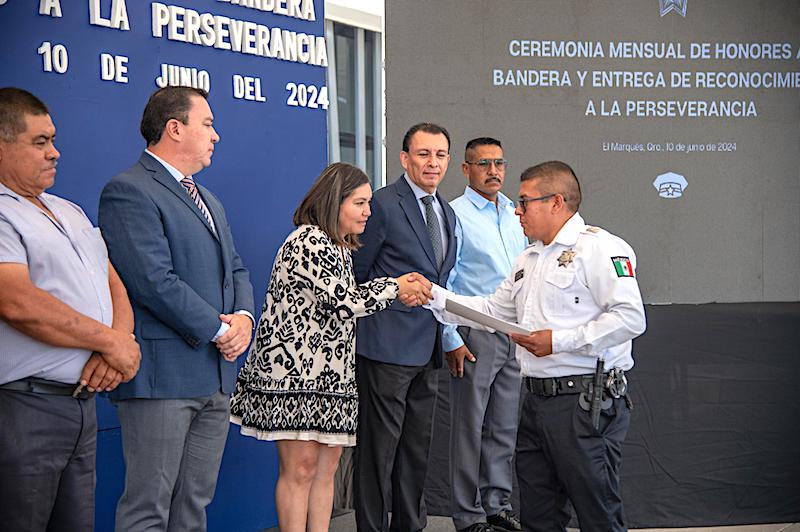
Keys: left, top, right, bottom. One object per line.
{"left": 230, "top": 162, "right": 429, "bottom": 532}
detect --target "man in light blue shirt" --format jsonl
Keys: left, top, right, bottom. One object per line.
{"left": 444, "top": 137, "right": 527, "bottom": 532}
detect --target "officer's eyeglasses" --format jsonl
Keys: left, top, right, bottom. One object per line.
{"left": 465, "top": 158, "right": 508, "bottom": 170}
{"left": 517, "top": 194, "right": 559, "bottom": 213}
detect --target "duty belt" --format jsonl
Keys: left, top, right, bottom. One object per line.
{"left": 0, "top": 377, "right": 94, "bottom": 400}
{"left": 525, "top": 368, "right": 629, "bottom": 399}
{"left": 524, "top": 374, "right": 600, "bottom": 396}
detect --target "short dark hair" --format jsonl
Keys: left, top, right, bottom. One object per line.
{"left": 465, "top": 137, "right": 502, "bottom": 160}
{"left": 402, "top": 123, "right": 451, "bottom": 153}
{"left": 520, "top": 161, "right": 582, "bottom": 212}
{"left": 293, "top": 162, "right": 370, "bottom": 249}
{"left": 140, "top": 87, "right": 208, "bottom": 146}
{"left": 0, "top": 88, "right": 49, "bottom": 142}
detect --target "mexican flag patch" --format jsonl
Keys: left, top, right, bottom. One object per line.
{"left": 611, "top": 256, "right": 635, "bottom": 278}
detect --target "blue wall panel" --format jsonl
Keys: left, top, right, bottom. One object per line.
{"left": 1, "top": 1, "right": 328, "bottom": 529}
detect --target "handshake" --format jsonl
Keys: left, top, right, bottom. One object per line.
{"left": 394, "top": 273, "right": 433, "bottom": 307}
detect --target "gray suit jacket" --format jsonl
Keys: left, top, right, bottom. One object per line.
{"left": 99, "top": 152, "right": 254, "bottom": 399}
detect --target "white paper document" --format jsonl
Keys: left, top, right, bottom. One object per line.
{"left": 445, "top": 299, "right": 531, "bottom": 336}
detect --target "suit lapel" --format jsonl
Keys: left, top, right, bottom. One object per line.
{"left": 395, "top": 176, "right": 438, "bottom": 270}
{"left": 196, "top": 184, "right": 224, "bottom": 245}
{"left": 140, "top": 153, "right": 220, "bottom": 242}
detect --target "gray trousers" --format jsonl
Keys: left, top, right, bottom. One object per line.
{"left": 449, "top": 328, "right": 521, "bottom": 529}
{"left": 113, "top": 391, "right": 229, "bottom": 532}
{"left": 354, "top": 356, "right": 439, "bottom": 532}
{"left": 0, "top": 389, "right": 96, "bottom": 532}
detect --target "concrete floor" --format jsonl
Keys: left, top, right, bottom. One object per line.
{"left": 264, "top": 511, "right": 800, "bottom": 531}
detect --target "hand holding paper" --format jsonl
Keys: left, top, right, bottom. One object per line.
{"left": 510, "top": 330, "right": 553, "bottom": 357}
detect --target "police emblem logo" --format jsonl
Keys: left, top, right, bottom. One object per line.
{"left": 653, "top": 172, "right": 688, "bottom": 198}
{"left": 611, "top": 256, "right": 635, "bottom": 277}
{"left": 557, "top": 249, "right": 577, "bottom": 267}
{"left": 659, "top": 0, "right": 687, "bottom": 17}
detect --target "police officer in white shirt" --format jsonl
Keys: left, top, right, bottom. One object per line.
{"left": 423, "top": 161, "right": 646, "bottom": 532}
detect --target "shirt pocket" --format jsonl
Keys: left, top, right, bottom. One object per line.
{"left": 544, "top": 269, "right": 577, "bottom": 316}
{"left": 77, "top": 227, "right": 109, "bottom": 276}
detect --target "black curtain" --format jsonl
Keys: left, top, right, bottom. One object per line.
{"left": 425, "top": 302, "right": 800, "bottom": 528}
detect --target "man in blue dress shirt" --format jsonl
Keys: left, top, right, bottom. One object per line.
{"left": 443, "top": 137, "right": 527, "bottom": 532}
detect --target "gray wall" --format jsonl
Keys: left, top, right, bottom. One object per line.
{"left": 385, "top": 0, "right": 800, "bottom": 304}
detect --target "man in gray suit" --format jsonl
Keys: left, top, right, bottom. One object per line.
{"left": 99, "top": 87, "right": 255, "bottom": 532}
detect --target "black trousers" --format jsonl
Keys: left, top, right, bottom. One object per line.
{"left": 516, "top": 390, "right": 630, "bottom": 532}
{"left": 0, "top": 389, "right": 97, "bottom": 532}
{"left": 354, "top": 356, "right": 439, "bottom": 532}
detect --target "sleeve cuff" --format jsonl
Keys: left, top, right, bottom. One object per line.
{"left": 211, "top": 321, "right": 230, "bottom": 342}
{"left": 235, "top": 310, "right": 255, "bottom": 328}
{"left": 424, "top": 284, "right": 448, "bottom": 312}
{"left": 442, "top": 325, "right": 465, "bottom": 352}
{"left": 551, "top": 329, "right": 574, "bottom": 354}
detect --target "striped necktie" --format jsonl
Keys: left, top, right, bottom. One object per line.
{"left": 180, "top": 176, "right": 216, "bottom": 233}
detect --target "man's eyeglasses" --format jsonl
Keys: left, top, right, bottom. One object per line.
{"left": 517, "top": 194, "right": 557, "bottom": 213}
{"left": 465, "top": 158, "right": 508, "bottom": 170}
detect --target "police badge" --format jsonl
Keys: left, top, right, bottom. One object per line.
{"left": 557, "top": 249, "right": 577, "bottom": 268}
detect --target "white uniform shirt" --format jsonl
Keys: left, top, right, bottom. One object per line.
{"left": 428, "top": 212, "right": 646, "bottom": 378}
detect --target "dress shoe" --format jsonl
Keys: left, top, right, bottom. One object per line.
{"left": 458, "top": 522, "right": 495, "bottom": 532}
{"left": 487, "top": 510, "right": 522, "bottom": 531}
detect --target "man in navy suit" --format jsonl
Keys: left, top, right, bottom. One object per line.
{"left": 353, "top": 123, "right": 457, "bottom": 532}
{"left": 99, "top": 87, "right": 255, "bottom": 532}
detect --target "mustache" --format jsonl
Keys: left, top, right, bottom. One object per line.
{"left": 485, "top": 177, "right": 501, "bottom": 184}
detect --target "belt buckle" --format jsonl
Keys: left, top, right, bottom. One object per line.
{"left": 71, "top": 384, "right": 87, "bottom": 399}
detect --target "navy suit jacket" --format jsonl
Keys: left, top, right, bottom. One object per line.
{"left": 354, "top": 175, "right": 457, "bottom": 367}
{"left": 98, "top": 152, "right": 254, "bottom": 399}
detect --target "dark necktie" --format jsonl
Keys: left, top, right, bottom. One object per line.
{"left": 421, "top": 195, "right": 444, "bottom": 268}
{"left": 180, "top": 176, "right": 216, "bottom": 233}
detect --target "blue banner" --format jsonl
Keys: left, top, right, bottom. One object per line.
{"left": 1, "top": 1, "right": 328, "bottom": 529}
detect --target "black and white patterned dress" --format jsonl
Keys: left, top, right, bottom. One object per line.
{"left": 230, "top": 225, "right": 398, "bottom": 446}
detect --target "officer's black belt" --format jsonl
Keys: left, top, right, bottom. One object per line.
{"left": 0, "top": 377, "right": 94, "bottom": 400}
{"left": 524, "top": 374, "right": 606, "bottom": 396}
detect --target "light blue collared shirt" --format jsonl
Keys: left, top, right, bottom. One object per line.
{"left": 403, "top": 174, "right": 449, "bottom": 260}
{"left": 0, "top": 182, "right": 113, "bottom": 384}
{"left": 442, "top": 186, "right": 527, "bottom": 351}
